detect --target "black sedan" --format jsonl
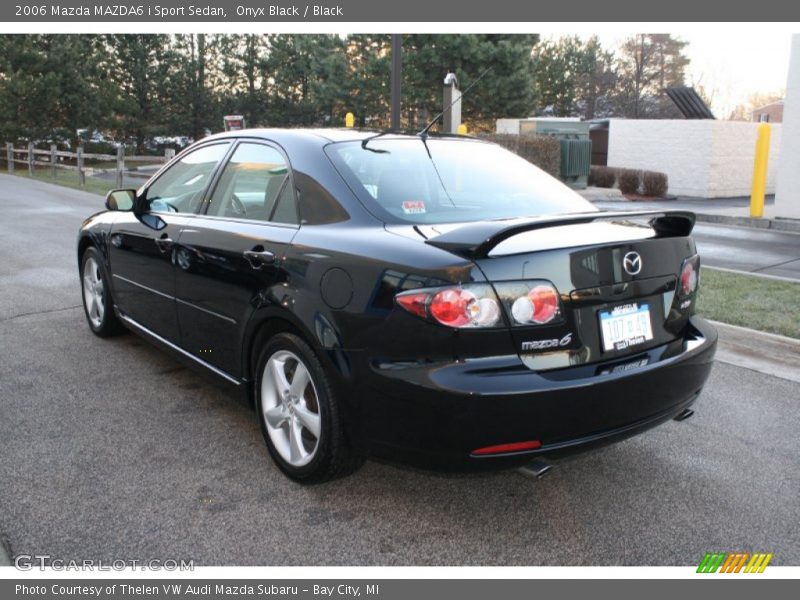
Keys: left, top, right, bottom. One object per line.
{"left": 77, "top": 128, "right": 717, "bottom": 482}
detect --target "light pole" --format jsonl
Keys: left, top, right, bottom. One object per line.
{"left": 391, "top": 34, "right": 402, "bottom": 131}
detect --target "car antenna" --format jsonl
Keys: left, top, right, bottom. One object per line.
{"left": 418, "top": 66, "right": 492, "bottom": 140}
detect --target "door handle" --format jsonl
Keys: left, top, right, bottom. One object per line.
{"left": 243, "top": 247, "right": 276, "bottom": 269}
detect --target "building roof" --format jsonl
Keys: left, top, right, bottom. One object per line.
{"left": 752, "top": 100, "right": 785, "bottom": 111}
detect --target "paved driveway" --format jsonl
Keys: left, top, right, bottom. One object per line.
{"left": 1, "top": 175, "right": 798, "bottom": 566}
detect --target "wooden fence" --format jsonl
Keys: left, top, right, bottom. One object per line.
{"left": 4, "top": 142, "right": 176, "bottom": 188}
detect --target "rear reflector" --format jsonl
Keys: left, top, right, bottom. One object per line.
{"left": 472, "top": 440, "right": 542, "bottom": 456}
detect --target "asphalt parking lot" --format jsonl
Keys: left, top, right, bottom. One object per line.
{"left": 596, "top": 200, "right": 800, "bottom": 280}
{"left": 0, "top": 174, "right": 798, "bottom": 566}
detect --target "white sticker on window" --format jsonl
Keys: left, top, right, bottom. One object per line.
{"left": 402, "top": 200, "right": 426, "bottom": 214}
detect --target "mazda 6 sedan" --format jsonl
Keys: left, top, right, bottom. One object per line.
{"left": 77, "top": 128, "right": 717, "bottom": 482}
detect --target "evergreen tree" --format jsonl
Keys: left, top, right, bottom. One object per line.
{"left": 218, "top": 34, "right": 270, "bottom": 126}
{"left": 106, "top": 34, "right": 175, "bottom": 151}
{"left": 169, "top": 34, "right": 225, "bottom": 139}
{"left": 343, "top": 35, "right": 392, "bottom": 128}
{"left": 402, "top": 34, "right": 538, "bottom": 131}
{"left": 0, "top": 35, "right": 115, "bottom": 145}
{"left": 532, "top": 36, "right": 616, "bottom": 119}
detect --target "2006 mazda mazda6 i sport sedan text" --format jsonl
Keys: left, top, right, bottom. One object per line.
{"left": 77, "top": 128, "right": 717, "bottom": 482}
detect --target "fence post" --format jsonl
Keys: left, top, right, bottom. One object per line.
{"left": 6, "top": 142, "right": 13, "bottom": 174}
{"left": 77, "top": 145, "right": 85, "bottom": 187}
{"left": 116, "top": 145, "right": 124, "bottom": 188}
{"left": 27, "top": 142, "right": 34, "bottom": 176}
{"left": 50, "top": 144, "right": 57, "bottom": 178}
{"left": 165, "top": 148, "right": 176, "bottom": 162}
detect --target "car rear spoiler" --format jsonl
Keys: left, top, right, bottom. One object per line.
{"left": 424, "top": 210, "right": 696, "bottom": 259}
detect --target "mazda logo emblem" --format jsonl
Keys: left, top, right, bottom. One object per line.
{"left": 623, "top": 251, "right": 642, "bottom": 275}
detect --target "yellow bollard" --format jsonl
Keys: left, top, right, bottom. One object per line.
{"left": 345, "top": 112, "right": 355, "bottom": 128}
{"left": 750, "top": 122, "right": 771, "bottom": 218}
{"left": 457, "top": 124, "right": 468, "bottom": 135}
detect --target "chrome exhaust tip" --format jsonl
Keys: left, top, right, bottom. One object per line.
{"left": 674, "top": 408, "right": 695, "bottom": 421}
{"left": 517, "top": 460, "right": 553, "bottom": 480}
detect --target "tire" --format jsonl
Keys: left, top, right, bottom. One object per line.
{"left": 255, "top": 332, "right": 364, "bottom": 483}
{"left": 80, "top": 247, "right": 124, "bottom": 337}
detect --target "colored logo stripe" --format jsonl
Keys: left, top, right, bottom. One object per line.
{"left": 720, "top": 553, "right": 749, "bottom": 573}
{"left": 745, "top": 553, "right": 773, "bottom": 573}
{"left": 697, "top": 552, "right": 773, "bottom": 573}
{"left": 697, "top": 553, "right": 726, "bottom": 573}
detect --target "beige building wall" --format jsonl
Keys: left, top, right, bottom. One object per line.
{"left": 775, "top": 34, "right": 800, "bottom": 219}
{"left": 607, "top": 119, "right": 782, "bottom": 198}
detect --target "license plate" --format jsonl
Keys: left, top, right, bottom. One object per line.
{"left": 599, "top": 303, "right": 654, "bottom": 352}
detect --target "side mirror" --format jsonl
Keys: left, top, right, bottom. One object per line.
{"left": 105, "top": 189, "right": 136, "bottom": 212}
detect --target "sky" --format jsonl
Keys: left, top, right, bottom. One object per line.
{"left": 575, "top": 31, "right": 792, "bottom": 118}
{"left": 680, "top": 31, "right": 791, "bottom": 116}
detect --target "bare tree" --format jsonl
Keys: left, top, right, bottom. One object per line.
{"left": 614, "top": 34, "right": 690, "bottom": 118}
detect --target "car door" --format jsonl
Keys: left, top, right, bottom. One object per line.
{"left": 108, "top": 142, "right": 232, "bottom": 342}
{"left": 173, "top": 141, "right": 299, "bottom": 377}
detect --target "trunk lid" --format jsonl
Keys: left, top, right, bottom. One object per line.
{"left": 414, "top": 212, "right": 698, "bottom": 369}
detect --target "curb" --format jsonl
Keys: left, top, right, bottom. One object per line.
{"left": 702, "top": 265, "right": 800, "bottom": 284}
{"left": 695, "top": 212, "right": 800, "bottom": 234}
{"left": 709, "top": 319, "right": 800, "bottom": 346}
{"left": 710, "top": 320, "right": 800, "bottom": 384}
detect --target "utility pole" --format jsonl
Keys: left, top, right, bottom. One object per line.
{"left": 442, "top": 72, "right": 462, "bottom": 134}
{"left": 390, "top": 34, "right": 402, "bottom": 131}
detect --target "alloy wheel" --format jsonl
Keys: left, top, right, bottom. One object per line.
{"left": 82, "top": 257, "right": 105, "bottom": 329}
{"left": 261, "top": 350, "right": 321, "bottom": 467}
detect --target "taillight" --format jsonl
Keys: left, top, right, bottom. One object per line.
{"left": 678, "top": 254, "right": 700, "bottom": 297}
{"left": 511, "top": 285, "right": 560, "bottom": 324}
{"left": 430, "top": 288, "right": 475, "bottom": 327}
{"left": 494, "top": 281, "right": 563, "bottom": 326}
{"left": 396, "top": 284, "right": 501, "bottom": 328}
{"left": 395, "top": 292, "right": 428, "bottom": 319}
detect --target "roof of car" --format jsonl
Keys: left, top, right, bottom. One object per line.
{"left": 202, "top": 127, "right": 481, "bottom": 145}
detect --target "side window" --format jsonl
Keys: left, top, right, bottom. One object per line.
{"left": 207, "top": 142, "right": 297, "bottom": 224}
{"left": 146, "top": 143, "right": 230, "bottom": 213}
{"left": 271, "top": 179, "right": 298, "bottom": 224}
{"left": 294, "top": 172, "right": 349, "bottom": 225}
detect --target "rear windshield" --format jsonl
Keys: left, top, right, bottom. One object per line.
{"left": 325, "top": 138, "right": 595, "bottom": 224}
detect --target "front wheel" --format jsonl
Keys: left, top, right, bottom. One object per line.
{"left": 80, "top": 247, "right": 124, "bottom": 337}
{"left": 255, "top": 333, "right": 364, "bottom": 483}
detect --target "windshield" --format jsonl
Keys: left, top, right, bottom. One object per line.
{"left": 326, "top": 138, "right": 595, "bottom": 224}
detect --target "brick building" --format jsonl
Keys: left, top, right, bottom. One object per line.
{"left": 752, "top": 100, "right": 784, "bottom": 123}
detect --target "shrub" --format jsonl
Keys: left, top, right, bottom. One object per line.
{"left": 617, "top": 168, "right": 642, "bottom": 195}
{"left": 641, "top": 170, "right": 669, "bottom": 198}
{"left": 589, "top": 165, "right": 617, "bottom": 188}
{"left": 482, "top": 133, "right": 561, "bottom": 178}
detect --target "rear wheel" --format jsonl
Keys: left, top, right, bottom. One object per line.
{"left": 80, "top": 247, "right": 124, "bottom": 337}
{"left": 255, "top": 333, "right": 363, "bottom": 483}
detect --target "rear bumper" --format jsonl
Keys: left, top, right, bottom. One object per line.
{"left": 349, "top": 316, "right": 717, "bottom": 471}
